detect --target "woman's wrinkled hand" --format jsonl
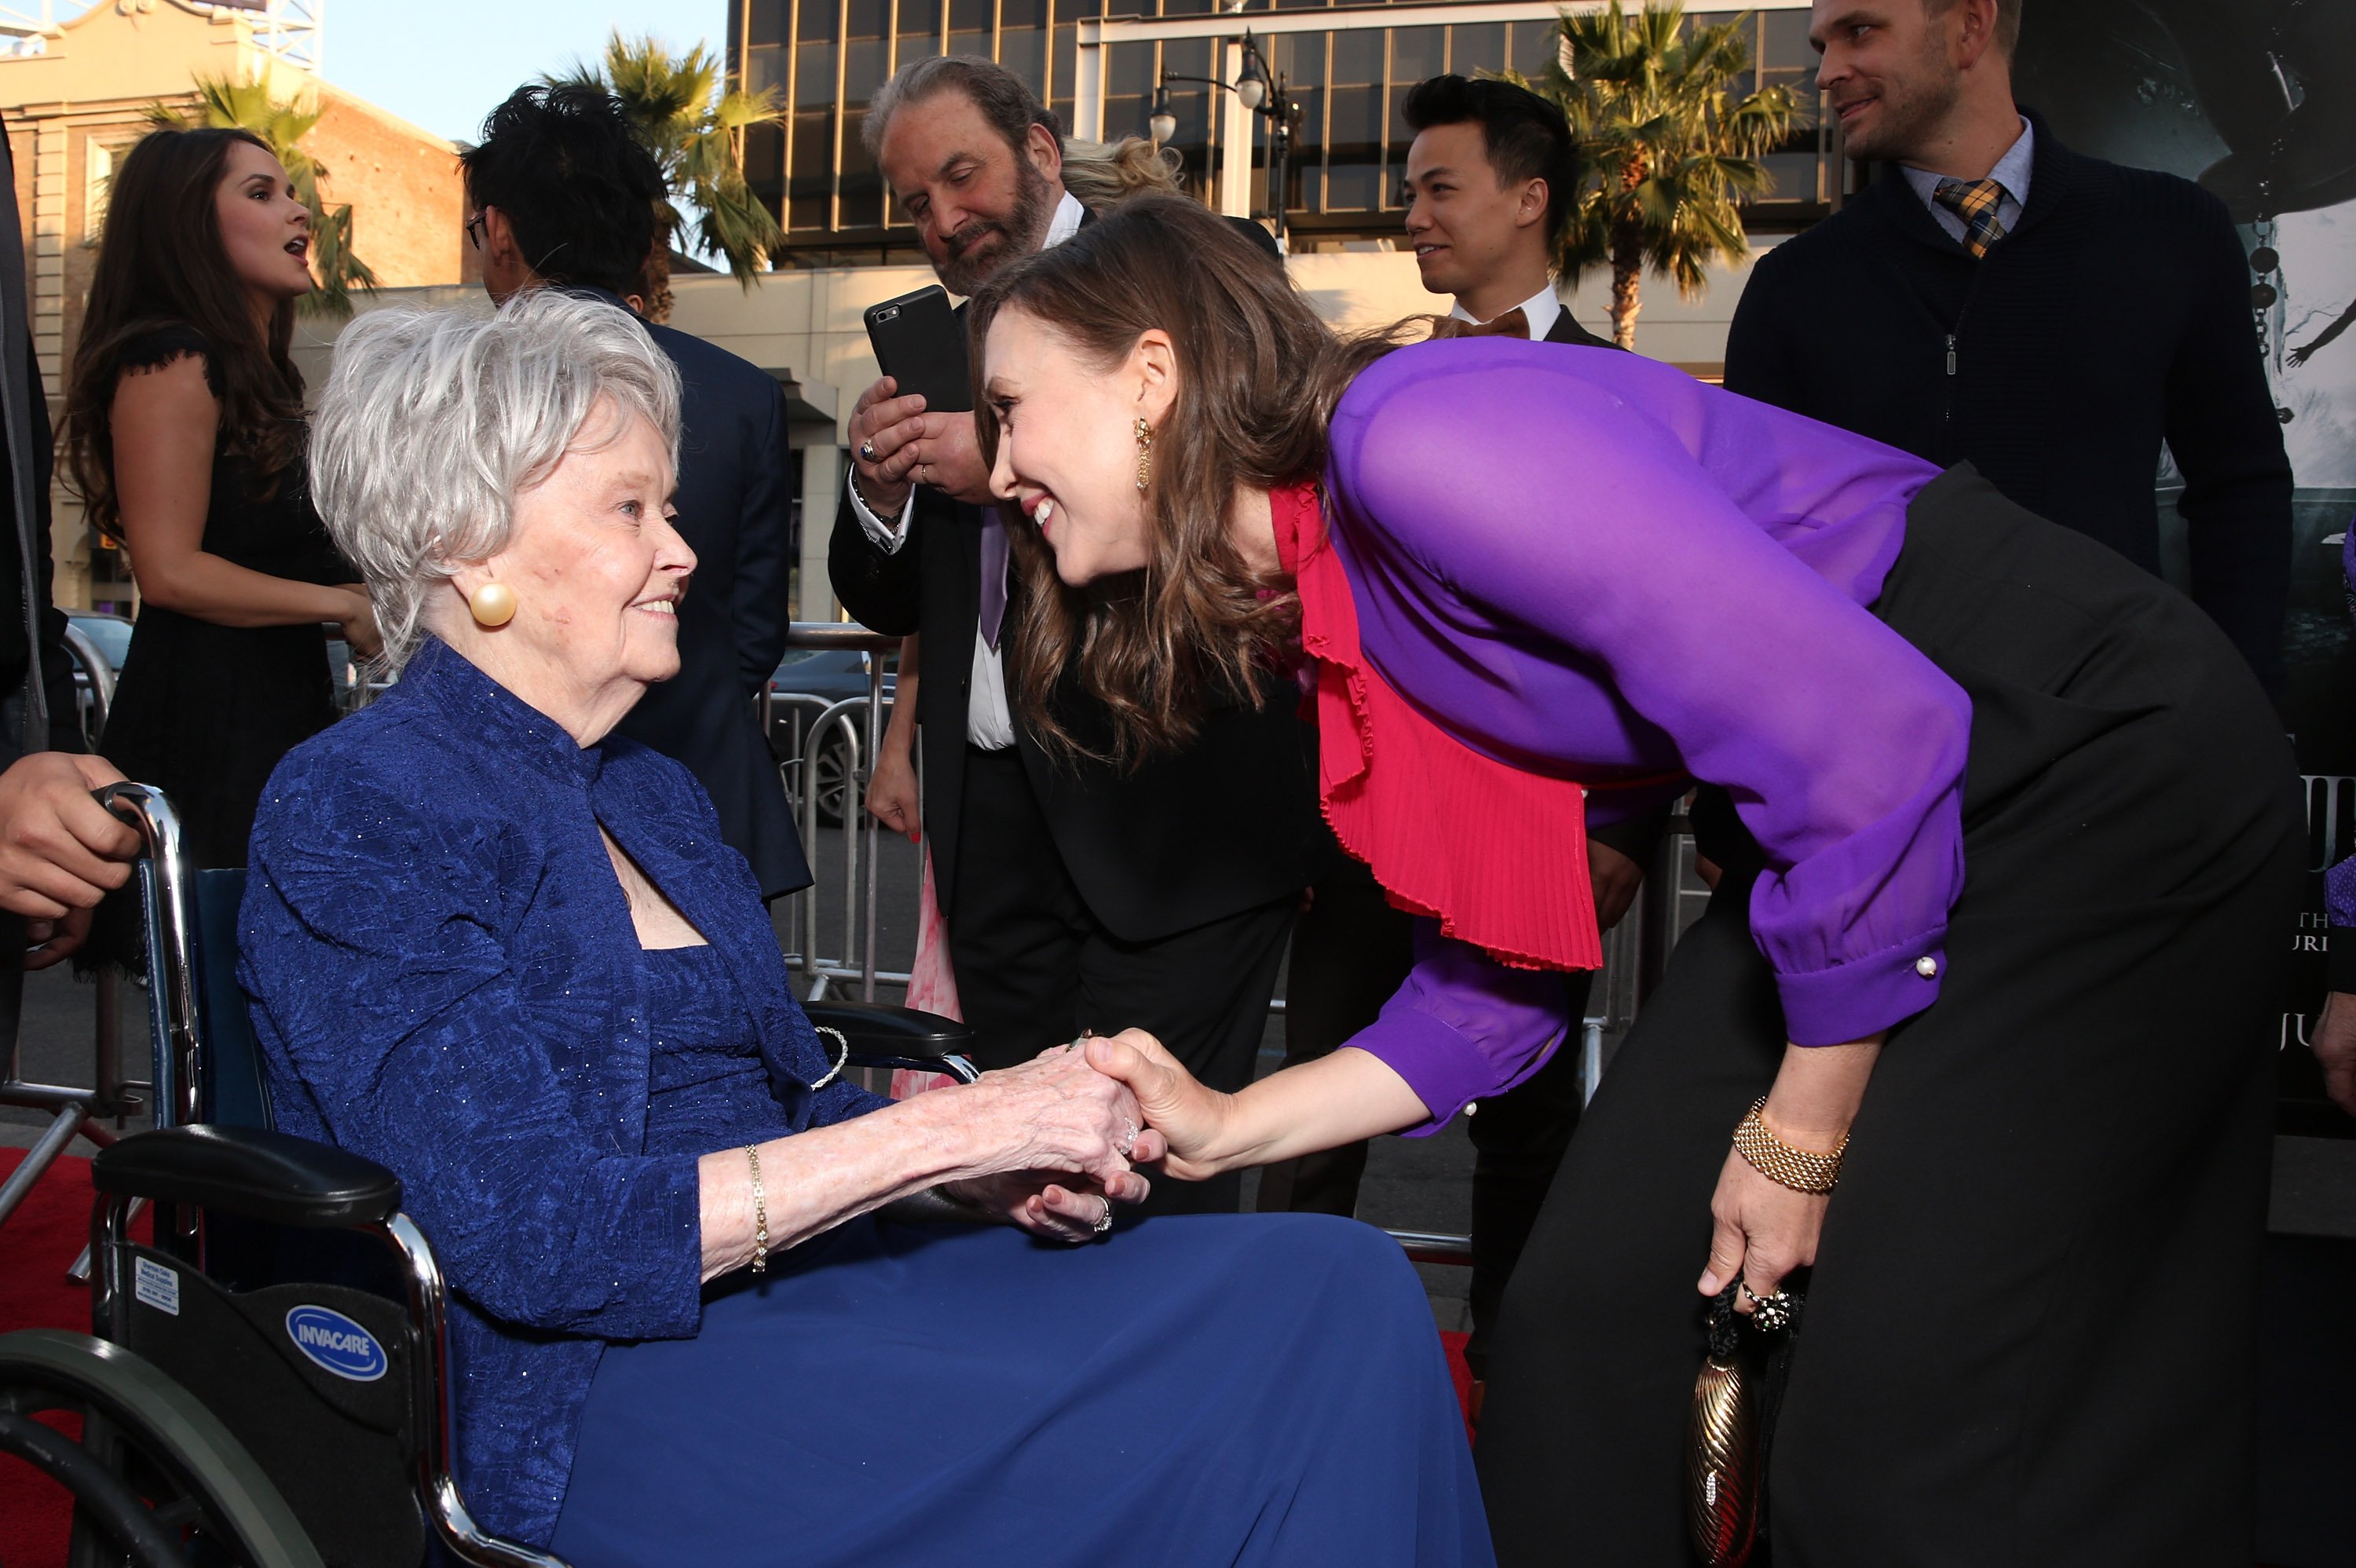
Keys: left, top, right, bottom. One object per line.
{"left": 1084, "top": 1029, "right": 1226, "bottom": 1181}
{"left": 946, "top": 1042, "right": 1152, "bottom": 1192}
{"left": 953, "top": 1168, "right": 1148, "bottom": 1244}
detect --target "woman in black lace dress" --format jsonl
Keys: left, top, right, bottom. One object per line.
{"left": 61, "top": 126, "right": 379, "bottom": 891}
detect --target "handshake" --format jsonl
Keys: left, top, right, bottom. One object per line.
{"left": 931, "top": 1029, "right": 1226, "bottom": 1245}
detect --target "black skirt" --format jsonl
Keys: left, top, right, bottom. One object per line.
{"left": 1475, "top": 465, "right": 2303, "bottom": 1566}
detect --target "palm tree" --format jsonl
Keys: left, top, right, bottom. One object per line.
{"left": 1529, "top": 2, "right": 1803, "bottom": 349}
{"left": 145, "top": 78, "right": 381, "bottom": 319}
{"left": 551, "top": 33, "right": 787, "bottom": 322}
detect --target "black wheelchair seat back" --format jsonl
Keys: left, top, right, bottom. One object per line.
{"left": 108, "top": 1240, "right": 426, "bottom": 1568}
{"left": 196, "top": 867, "right": 270, "bottom": 1131}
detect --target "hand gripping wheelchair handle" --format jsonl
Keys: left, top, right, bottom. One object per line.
{"left": 93, "top": 1124, "right": 403, "bottom": 1230}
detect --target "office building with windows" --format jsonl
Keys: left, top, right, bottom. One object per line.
{"left": 728, "top": 0, "right": 1849, "bottom": 265}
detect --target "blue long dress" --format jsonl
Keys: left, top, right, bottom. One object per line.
{"left": 237, "top": 638, "right": 1487, "bottom": 1566}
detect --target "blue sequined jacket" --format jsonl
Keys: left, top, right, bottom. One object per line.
{"left": 238, "top": 638, "right": 884, "bottom": 1546}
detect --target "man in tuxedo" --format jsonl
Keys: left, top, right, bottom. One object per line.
{"left": 462, "top": 86, "right": 810, "bottom": 900}
{"left": 1402, "top": 74, "right": 1616, "bottom": 348}
{"left": 1725, "top": 0, "right": 2289, "bottom": 689}
{"left": 1258, "top": 71, "right": 1637, "bottom": 1383}
{"left": 832, "top": 57, "right": 1317, "bottom": 1214}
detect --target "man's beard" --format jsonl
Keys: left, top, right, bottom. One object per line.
{"left": 935, "top": 157, "right": 1057, "bottom": 296}
{"left": 1840, "top": 32, "right": 1963, "bottom": 163}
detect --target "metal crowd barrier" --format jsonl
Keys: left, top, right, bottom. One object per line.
{"left": 766, "top": 622, "right": 902, "bottom": 1002}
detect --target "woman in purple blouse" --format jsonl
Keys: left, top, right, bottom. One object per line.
{"left": 974, "top": 199, "right": 2302, "bottom": 1564}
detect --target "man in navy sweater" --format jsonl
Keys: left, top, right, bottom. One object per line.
{"left": 1726, "top": 0, "right": 2291, "bottom": 689}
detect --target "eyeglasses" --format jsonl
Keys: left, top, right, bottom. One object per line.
{"left": 465, "top": 210, "right": 485, "bottom": 251}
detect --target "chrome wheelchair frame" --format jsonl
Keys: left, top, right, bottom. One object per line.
{"left": 2, "top": 783, "right": 983, "bottom": 1567}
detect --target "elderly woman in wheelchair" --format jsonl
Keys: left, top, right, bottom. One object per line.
{"left": 218, "top": 291, "right": 1490, "bottom": 1566}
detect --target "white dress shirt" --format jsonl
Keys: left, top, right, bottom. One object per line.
{"left": 1448, "top": 279, "right": 1564, "bottom": 341}
{"left": 847, "top": 189, "right": 1088, "bottom": 749}
{"left": 1902, "top": 118, "right": 2034, "bottom": 247}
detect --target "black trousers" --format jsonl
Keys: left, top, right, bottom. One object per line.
{"left": 1261, "top": 853, "right": 1592, "bottom": 1379}
{"left": 946, "top": 744, "right": 1294, "bottom": 1216}
{"left": 1476, "top": 467, "right": 2303, "bottom": 1566}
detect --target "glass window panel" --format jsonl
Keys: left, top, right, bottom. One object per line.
{"left": 1758, "top": 149, "right": 1817, "bottom": 203}
{"left": 1762, "top": 9, "right": 1810, "bottom": 66}
{"left": 747, "top": 0, "right": 789, "bottom": 47}
{"left": 898, "top": 30, "right": 943, "bottom": 63}
{"left": 897, "top": 0, "right": 940, "bottom": 42}
{"left": 1163, "top": 37, "right": 1211, "bottom": 81}
{"left": 1391, "top": 26, "right": 1442, "bottom": 86}
{"left": 1763, "top": 60, "right": 1817, "bottom": 97}
{"left": 1052, "top": 22, "right": 1075, "bottom": 98}
{"left": 1105, "top": 91, "right": 1150, "bottom": 138}
{"left": 1504, "top": 21, "right": 1544, "bottom": 79}
{"left": 1327, "top": 160, "right": 1378, "bottom": 210}
{"left": 744, "top": 119, "right": 785, "bottom": 185}
{"left": 847, "top": 0, "right": 887, "bottom": 37}
{"left": 1053, "top": 0, "right": 1098, "bottom": 20}
{"left": 746, "top": 42, "right": 788, "bottom": 98}
{"left": 949, "top": 0, "right": 991, "bottom": 31}
{"left": 1332, "top": 29, "right": 1381, "bottom": 86}
{"left": 788, "top": 108, "right": 832, "bottom": 228}
{"left": 841, "top": 109, "right": 883, "bottom": 225}
{"left": 1285, "top": 81, "right": 1323, "bottom": 159}
{"left": 1000, "top": 0, "right": 1044, "bottom": 28}
{"left": 798, "top": 0, "right": 838, "bottom": 41}
{"left": 1275, "top": 0, "right": 1327, "bottom": 10}
{"left": 1108, "top": 40, "right": 1154, "bottom": 95}
{"left": 1448, "top": 23, "right": 1504, "bottom": 77}
{"left": 795, "top": 40, "right": 837, "bottom": 106}
{"left": 1001, "top": 27, "right": 1046, "bottom": 93}
{"left": 844, "top": 35, "right": 887, "bottom": 101}
{"left": 950, "top": 29, "right": 990, "bottom": 57}
{"left": 1160, "top": 0, "right": 1213, "bottom": 14}
{"left": 1270, "top": 31, "right": 1323, "bottom": 87}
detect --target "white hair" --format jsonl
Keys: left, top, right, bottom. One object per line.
{"left": 308, "top": 290, "right": 682, "bottom": 672}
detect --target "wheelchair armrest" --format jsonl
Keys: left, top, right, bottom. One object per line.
{"left": 91, "top": 1125, "right": 404, "bottom": 1230}
{"left": 804, "top": 1001, "right": 973, "bottom": 1060}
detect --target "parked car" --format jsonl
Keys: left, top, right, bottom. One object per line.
{"left": 769, "top": 646, "right": 894, "bottom": 828}
{"left": 64, "top": 611, "right": 134, "bottom": 746}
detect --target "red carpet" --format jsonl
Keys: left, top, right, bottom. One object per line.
{"left": 0, "top": 1146, "right": 107, "bottom": 1566}
{"left": 0, "top": 1147, "right": 1479, "bottom": 1560}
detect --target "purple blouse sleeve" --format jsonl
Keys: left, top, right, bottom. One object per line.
{"left": 1331, "top": 356, "right": 1970, "bottom": 1065}
{"left": 1359, "top": 920, "right": 1577, "bottom": 1136}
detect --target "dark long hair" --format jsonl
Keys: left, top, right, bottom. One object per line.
{"left": 968, "top": 195, "right": 1412, "bottom": 766}
{"left": 63, "top": 126, "right": 305, "bottom": 539}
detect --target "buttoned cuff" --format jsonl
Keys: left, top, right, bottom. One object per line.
{"left": 1774, "top": 932, "right": 1946, "bottom": 1047}
{"left": 1351, "top": 1014, "right": 1565, "bottom": 1139}
{"left": 847, "top": 470, "right": 914, "bottom": 554}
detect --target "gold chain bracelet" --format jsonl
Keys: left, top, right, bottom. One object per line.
{"left": 1731, "top": 1098, "right": 1848, "bottom": 1193}
{"left": 745, "top": 1144, "right": 770, "bottom": 1274}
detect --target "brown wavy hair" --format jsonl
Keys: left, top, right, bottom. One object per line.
{"left": 968, "top": 195, "right": 1421, "bottom": 766}
{"left": 62, "top": 126, "right": 305, "bottom": 541}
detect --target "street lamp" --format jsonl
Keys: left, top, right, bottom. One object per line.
{"left": 1147, "top": 31, "right": 1301, "bottom": 245}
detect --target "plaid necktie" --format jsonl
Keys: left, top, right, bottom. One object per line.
{"left": 1932, "top": 177, "right": 2008, "bottom": 258}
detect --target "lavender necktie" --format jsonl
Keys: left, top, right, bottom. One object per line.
{"left": 979, "top": 514, "right": 1010, "bottom": 650}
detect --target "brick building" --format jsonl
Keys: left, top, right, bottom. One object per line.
{"left": 0, "top": 0, "right": 471, "bottom": 609}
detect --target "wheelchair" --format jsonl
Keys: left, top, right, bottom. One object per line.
{"left": 0, "top": 784, "right": 981, "bottom": 1567}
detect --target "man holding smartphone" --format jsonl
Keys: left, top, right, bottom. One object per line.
{"left": 830, "top": 57, "right": 1319, "bottom": 1217}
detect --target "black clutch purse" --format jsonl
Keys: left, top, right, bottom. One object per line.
{"left": 1687, "top": 1281, "right": 1805, "bottom": 1567}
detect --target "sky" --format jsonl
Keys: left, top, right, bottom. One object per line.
{"left": 320, "top": 1, "right": 731, "bottom": 148}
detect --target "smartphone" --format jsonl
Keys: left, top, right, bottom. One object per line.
{"left": 863, "top": 285, "right": 972, "bottom": 414}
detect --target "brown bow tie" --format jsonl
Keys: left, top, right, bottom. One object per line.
{"left": 1431, "top": 307, "right": 1530, "bottom": 342}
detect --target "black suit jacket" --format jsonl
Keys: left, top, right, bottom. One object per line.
{"left": 1544, "top": 305, "right": 1616, "bottom": 350}
{"left": 592, "top": 292, "right": 810, "bottom": 898}
{"left": 1723, "top": 112, "right": 2291, "bottom": 689}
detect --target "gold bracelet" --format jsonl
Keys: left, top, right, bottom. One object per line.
{"left": 1731, "top": 1098, "right": 1848, "bottom": 1193}
{"left": 745, "top": 1144, "right": 770, "bottom": 1274}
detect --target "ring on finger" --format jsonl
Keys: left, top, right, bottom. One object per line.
{"left": 858, "top": 438, "right": 878, "bottom": 462}
{"left": 1092, "top": 1196, "right": 1114, "bottom": 1236}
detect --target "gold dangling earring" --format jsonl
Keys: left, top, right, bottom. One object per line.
{"left": 1134, "top": 416, "right": 1154, "bottom": 493}
{"left": 469, "top": 580, "right": 517, "bottom": 628}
